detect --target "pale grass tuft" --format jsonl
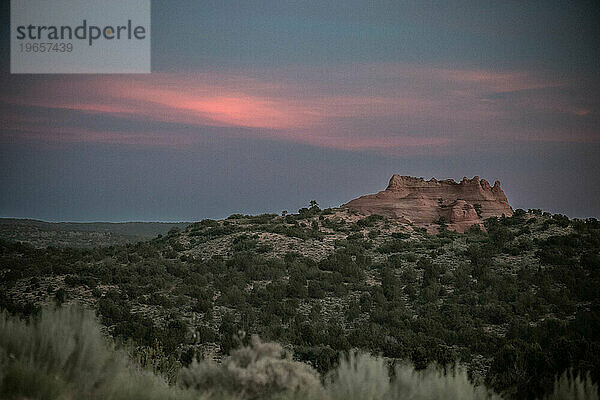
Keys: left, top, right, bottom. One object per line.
{"left": 544, "top": 370, "right": 599, "bottom": 400}
{"left": 180, "top": 335, "right": 324, "bottom": 399}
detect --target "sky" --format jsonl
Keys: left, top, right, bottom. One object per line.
{"left": 1, "top": 1, "right": 599, "bottom": 221}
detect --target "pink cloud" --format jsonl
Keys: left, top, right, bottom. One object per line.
{"left": 2, "top": 64, "right": 595, "bottom": 151}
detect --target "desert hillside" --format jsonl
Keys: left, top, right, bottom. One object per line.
{"left": 1, "top": 203, "right": 598, "bottom": 399}
{"left": 0, "top": 218, "right": 190, "bottom": 248}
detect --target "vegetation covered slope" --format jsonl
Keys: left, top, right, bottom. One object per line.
{"left": 0, "top": 218, "right": 190, "bottom": 248}
{"left": 1, "top": 204, "right": 599, "bottom": 399}
{"left": 0, "top": 305, "right": 596, "bottom": 400}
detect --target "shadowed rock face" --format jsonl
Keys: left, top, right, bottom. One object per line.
{"left": 343, "top": 175, "right": 513, "bottom": 232}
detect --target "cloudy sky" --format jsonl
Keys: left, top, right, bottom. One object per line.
{"left": 1, "top": 1, "right": 599, "bottom": 221}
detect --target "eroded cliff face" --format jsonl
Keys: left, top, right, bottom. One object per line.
{"left": 343, "top": 175, "right": 513, "bottom": 232}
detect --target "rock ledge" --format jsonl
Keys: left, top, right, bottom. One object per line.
{"left": 343, "top": 175, "right": 513, "bottom": 232}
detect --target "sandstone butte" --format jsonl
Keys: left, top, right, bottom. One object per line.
{"left": 343, "top": 175, "right": 513, "bottom": 233}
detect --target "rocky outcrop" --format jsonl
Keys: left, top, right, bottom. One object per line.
{"left": 343, "top": 175, "right": 513, "bottom": 232}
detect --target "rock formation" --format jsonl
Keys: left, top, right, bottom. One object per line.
{"left": 343, "top": 175, "right": 513, "bottom": 232}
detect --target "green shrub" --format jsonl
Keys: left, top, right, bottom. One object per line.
{"left": 357, "top": 214, "right": 384, "bottom": 228}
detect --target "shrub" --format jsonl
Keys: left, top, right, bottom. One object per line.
{"left": 1, "top": 305, "right": 587, "bottom": 400}
{"left": 0, "top": 305, "right": 194, "bottom": 400}
{"left": 180, "top": 335, "right": 323, "bottom": 399}
{"left": 391, "top": 363, "right": 500, "bottom": 399}
{"left": 357, "top": 214, "right": 384, "bottom": 228}
{"left": 326, "top": 352, "right": 391, "bottom": 400}
{"left": 308, "top": 280, "right": 326, "bottom": 299}
{"left": 326, "top": 352, "right": 499, "bottom": 400}
{"left": 54, "top": 288, "right": 67, "bottom": 306}
{"left": 544, "top": 370, "right": 599, "bottom": 400}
